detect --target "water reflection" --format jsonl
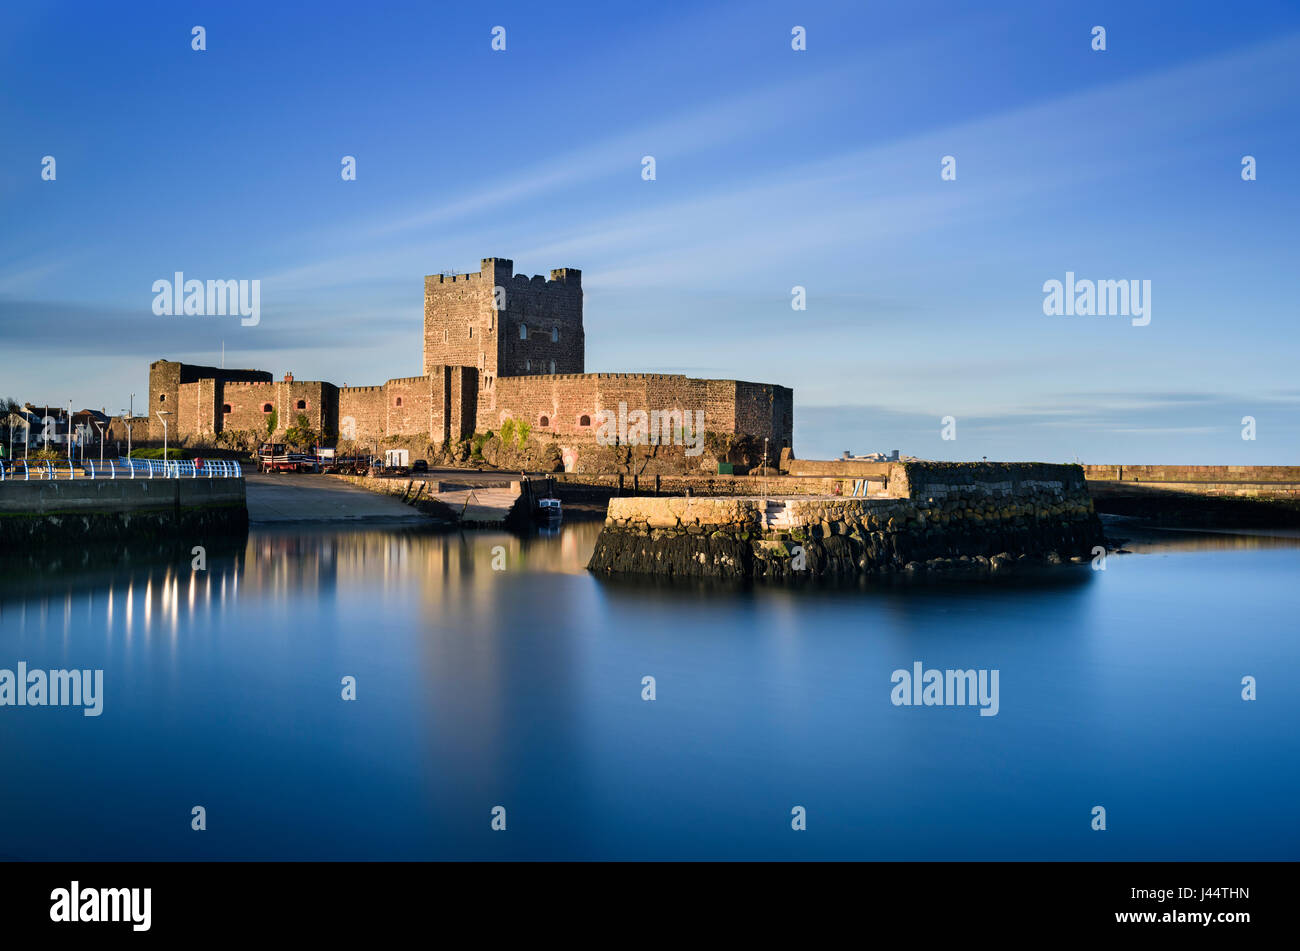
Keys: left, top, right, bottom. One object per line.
{"left": 0, "top": 522, "right": 607, "bottom": 640}
{"left": 1, "top": 519, "right": 1298, "bottom": 860}
{"left": 3, "top": 520, "right": 1299, "bottom": 636}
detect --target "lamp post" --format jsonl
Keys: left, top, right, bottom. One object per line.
{"left": 95, "top": 421, "right": 106, "bottom": 466}
{"left": 156, "top": 410, "right": 170, "bottom": 472}
{"left": 121, "top": 410, "right": 132, "bottom": 461}
{"left": 67, "top": 400, "right": 74, "bottom": 466}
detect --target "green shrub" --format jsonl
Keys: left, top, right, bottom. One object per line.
{"left": 130, "top": 447, "right": 185, "bottom": 460}
{"left": 283, "top": 413, "right": 318, "bottom": 450}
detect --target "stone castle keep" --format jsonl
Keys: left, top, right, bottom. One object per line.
{"left": 148, "top": 258, "right": 793, "bottom": 470}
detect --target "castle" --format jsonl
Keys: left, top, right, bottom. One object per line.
{"left": 147, "top": 258, "right": 793, "bottom": 471}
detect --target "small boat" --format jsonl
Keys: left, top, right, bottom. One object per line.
{"left": 535, "top": 497, "right": 562, "bottom": 521}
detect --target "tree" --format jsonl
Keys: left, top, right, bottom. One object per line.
{"left": 283, "top": 413, "right": 317, "bottom": 450}
{"left": 0, "top": 397, "right": 19, "bottom": 448}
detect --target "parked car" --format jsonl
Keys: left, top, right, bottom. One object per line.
{"left": 412, "top": 459, "right": 428, "bottom": 473}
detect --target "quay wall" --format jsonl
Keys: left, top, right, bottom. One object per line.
{"left": 553, "top": 471, "right": 880, "bottom": 497}
{"left": 0, "top": 478, "right": 248, "bottom": 545}
{"left": 1081, "top": 465, "right": 1300, "bottom": 483}
{"left": 1081, "top": 465, "right": 1300, "bottom": 524}
{"left": 588, "top": 462, "right": 1104, "bottom": 581}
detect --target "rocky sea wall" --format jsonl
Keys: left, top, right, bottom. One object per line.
{"left": 587, "top": 462, "right": 1106, "bottom": 581}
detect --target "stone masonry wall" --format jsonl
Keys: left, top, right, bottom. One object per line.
{"left": 734, "top": 381, "right": 794, "bottom": 453}
{"left": 339, "top": 386, "right": 385, "bottom": 445}
{"left": 480, "top": 373, "right": 790, "bottom": 450}
{"left": 202, "top": 379, "right": 335, "bottom": 442}
{"left": 336, "top": 368, "right": 479, "bottom": 448}
{"left": 1082, "top": 464, "right": 1300, "bottom": 483}
{"left": 495, "top": 268, "right": 584, "bottom": 378}
{"left": 422, "top": 257, "right": 584, "bottom": 389}
{"left": 423, "top": 267, "right": 495, "bottom": 380}
{"left": 148, "top": 359, "right": 271, "bottom": 440}
{"left": 588, "top": 462, "right": 1104, "bottom": 581}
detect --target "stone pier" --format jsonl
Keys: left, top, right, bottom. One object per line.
{"left": 587, "top": 462, "right": 1106, "bottom": 581}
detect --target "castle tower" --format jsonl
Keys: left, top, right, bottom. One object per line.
{"left": 423, "top": 257, "right": 584, "bottom": 391}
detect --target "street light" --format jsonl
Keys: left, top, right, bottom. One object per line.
{"left": 120, "top": 410, "right": 133, "bottom": 461}
{"left": 95, "top": 421, "right": 106, "bottom": 467}
{"left": 763, "top": 437, "right": 769, "bottom": 500}
{"left": 156, "top": 410, "right": 170, "bottom": 471}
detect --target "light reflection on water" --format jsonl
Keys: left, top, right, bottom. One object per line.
{"left": 0, "top": 521, "right": 1297, "bottom": 861}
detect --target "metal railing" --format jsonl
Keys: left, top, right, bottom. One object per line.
{"left": 0, "top": 457, "right": 243, "bottom": 481}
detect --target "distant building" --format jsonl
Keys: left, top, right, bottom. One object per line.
{"left": 843, "top": 449, "right": 907, "bottom": 463}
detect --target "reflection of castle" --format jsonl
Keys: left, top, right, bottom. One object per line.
{"left": 148, "top": 257, "right": 793, "bottom": 462}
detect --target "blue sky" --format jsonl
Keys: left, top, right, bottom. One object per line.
{"left": 2, "top": 0, "right": 1298, "bottom": 462}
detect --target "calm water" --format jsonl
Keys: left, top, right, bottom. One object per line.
{"left": 1, "top": 521, "right": 1297, "bottom": 860}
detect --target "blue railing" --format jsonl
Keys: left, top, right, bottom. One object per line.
{"left": 0, "top": 457, "right": 243, "bottom": 481}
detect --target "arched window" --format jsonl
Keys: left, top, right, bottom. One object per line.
{"left": 525, "top": 359, "right": 531, "bottom": 372}
{"left": 443, "top": 329, "right": 449, "bottom": 343}
{"left": 222, "top": 404, "right": 232, "bottom": 414}
{"left": 551, "top": 327, "right": 558, "bottom": 342}
{"left": 394, "top": 397, "right": 403, "bottom": 407}
{"left": 262, "top": 403, "right": 273, "bottom": 413}
{"left": 519, "top": 323, "right": 527, "bottom": 340}
{"left": 468, "top": 326, "right": 473, "bottom": 338}
{"left": 539, "top": 416, "right": 550, "bottom": 427}
{"left": 579, "top": 415, "right": 591, "bottom": 427}
{"left": 296, "top": 399, "right": 307, "bottom": 410}
{"left": 158, "top": 393, "right": 166, "bottom": 403}
{"left": 549, "top": 360, "right": 555, "bottom": 374}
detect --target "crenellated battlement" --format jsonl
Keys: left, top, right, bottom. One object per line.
{"left": 423, "top": 254, "right": 585, "bottom": 379}
{"left": 426, "top": 271, "right": 487, "bottom": 284}
{"left": 424, "top": 259, "right": 581, "bottom": 290}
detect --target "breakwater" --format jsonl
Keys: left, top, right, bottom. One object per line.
{"left": 1081, "top": 465, "right": 1300, "bottom": 525}
{"left": 0, "top": 478, "right": 248, "bottom": 546}
{"left": 587, "top": 462, "right": 1105, "bottom": 581}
